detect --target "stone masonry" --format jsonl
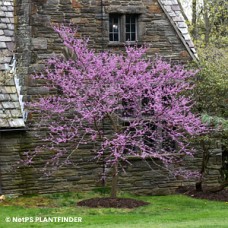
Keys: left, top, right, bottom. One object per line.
{"left": 0, "top": 0, "right": 224, "bottom": 195}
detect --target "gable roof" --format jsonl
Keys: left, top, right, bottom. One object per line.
{"left": 158, "top": 0, "right": 198, "bottom": 60}
{"left": 0, "top": 0, "right": 25, "bottom": 129}
{"left": 0, "top": 71, "right": 26, "bottom": 129}
{"left": 0, "top": 0, "right": 14, "bottom": 71}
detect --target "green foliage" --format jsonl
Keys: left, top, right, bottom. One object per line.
{"left": 194, "top": 46, "right": 228, "bottom": 117}
{"left": 190, "top": 0, "right": 228, "bottom": 47}
{"left": 202, "top": 114, "right": 228, "bottom": 131}
{"left": 207, "top": 0, "right": 228, "bottom": 47}
{"left": 201, "top": 113, "right": 228, "bottom": 151}
{"left": 194, "top": 46, "right": 228, "bottom": 146}
{"left": 191, "top": 46, "right": 228, "bottom": 183}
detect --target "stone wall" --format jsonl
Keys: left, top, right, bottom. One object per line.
{"left": 0, "top": 132, "right": 223, "bottom": 195}
{"left": 27, "top": 0, "right": 192, "bottom": 61}
{"left": 0, "top": 0, "right": 224, "bottom": 195}
{"left": 0, "top": 131, "right": 25, "bottom": 194}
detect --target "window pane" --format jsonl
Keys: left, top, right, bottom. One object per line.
{"left": 109, "top": 15, "right": 119, "bottom": 41}
{"left": 114, "top": 18, "right": 119, "bottom": 24}
{"left": 131, "top": 23, "right": 135, "bottom": 32}
{"left": 126, "top": 33, "right": 130, "bottom": 41}
{"left": 143, "top": 122, "right": 156, "bottom": 148}
{"left": 125, "top": 15, "right": 137, "bottom": 41}
{"left": 114, "top": 33, "right": 119, "bottom": 41}
{"left": 113, "top": 24, "right": 118, "bottom": 32}
{"left": 130, "top": 16, "right": 135, "bottom": 24}
{"left": 126, "top": 24, "right": 130, "bottom": 32}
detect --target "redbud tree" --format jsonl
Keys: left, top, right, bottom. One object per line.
{"left": 27, "top": 25, "right": 206, "bottom": 198}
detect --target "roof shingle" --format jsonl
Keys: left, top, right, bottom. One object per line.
{"left": 0, "top": 0, "right": 25, "bottom": 129}
{"left": 0, "top": 0, "right": 14, "bottom": 71}
{"left": 159, "top": 0, "right": 198, "bottom": 59}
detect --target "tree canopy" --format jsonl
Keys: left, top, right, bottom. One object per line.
{"left": 24, "top": 25, "right": 206, "bottom": 197}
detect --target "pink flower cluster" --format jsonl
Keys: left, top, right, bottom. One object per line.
{"left": 26, "top": 25, "right": 206, "bottom": 176}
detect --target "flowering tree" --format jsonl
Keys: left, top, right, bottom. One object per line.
{"left": 27, "top": 25, "right": 206, "bottom": 198}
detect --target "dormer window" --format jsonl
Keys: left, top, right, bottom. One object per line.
{"left": 109, "top": 14, "right": 138, "bottom": 42}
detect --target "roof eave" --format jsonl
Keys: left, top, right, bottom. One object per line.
{"left": 157, "top": 0, "right": 198, "bottom": 62}
{"left": 0, "top": 127, "right": 27, "bottom": 132}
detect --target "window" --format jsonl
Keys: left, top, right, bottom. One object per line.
{"left": 125, "top": 15, "right": 137, "bottom": 41}
{"left": 109, "top": 15, "right": 119, "bottom": 42}
{"left": 109, "top": 14, "right": 138, "bottom": 42}
{"left": 121, "top": 91, "right": 176, "bottom": 154}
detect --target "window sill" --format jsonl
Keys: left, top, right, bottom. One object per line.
{"left": 108, "top": 41, "right": 143, "bottom": 47}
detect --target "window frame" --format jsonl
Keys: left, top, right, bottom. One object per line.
{"left": 121, "top": 92, "right": 177, "bottom": 154}
{"left": 125, "top": 14, "right": 138, "bottom": 42}
{"left": 109, "top": 14, "right": 138, "bottom": 43}
{"left": 109, "top": 14, "right": 120, "bottom": 42}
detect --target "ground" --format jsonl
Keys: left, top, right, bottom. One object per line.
{"left": 77, "top": 197, "right": 149, "bottom": 208}
{"left": 1, "top": 193, "right": 227, "bottom": 227}
{"left": 0, "top": 188, "right": 227, "bottom": 209}
{"left": 180, "top": 188, "right": 228, "bottom": 202}
{"left": 76, "top": 188, "right": 228, "bottom": 208}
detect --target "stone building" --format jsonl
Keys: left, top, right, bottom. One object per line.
{"left": 0, "top": 0, "right": 223, "bottom": 195}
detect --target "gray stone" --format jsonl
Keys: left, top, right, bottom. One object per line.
{"left": 4, "top": 29, "right": 14, "bottom": 36}
{"left": 0, "top": 23, "right": 7, "bottom": 29}
{"left": 0, "top": 35, "right": 12, "bottom": 41}
{"left": 0, "top": 42, "right": 7, "bottom": 48}
{"left": 0, "top": 11, "right": 6, "bottom": 17}
{"left": 32, "top": 38, "right": 48, "bottom": 50}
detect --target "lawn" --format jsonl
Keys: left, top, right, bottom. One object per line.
{"left": 0, "top": 192, "right": 227, "bottom": 228}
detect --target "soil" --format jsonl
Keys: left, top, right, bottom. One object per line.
{"left": 77, "top": 188, "right": 228, "bottom": 209}
{"left": 177, "top": 187, "right": 228, "bottom": 202}
{"left": 77, "top": 197, "right": 150, "bottom": 208}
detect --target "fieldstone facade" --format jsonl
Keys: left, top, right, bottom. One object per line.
{"left": 0, "top": 0, "right": 224, "bottom": 195}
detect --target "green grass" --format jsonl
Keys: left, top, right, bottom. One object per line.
{"left": 0, "top": 192, "right": 227, "bottom": 227}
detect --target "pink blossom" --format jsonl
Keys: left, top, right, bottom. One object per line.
{"left": 23, "top": 25, "right": 207, "bottom": 178}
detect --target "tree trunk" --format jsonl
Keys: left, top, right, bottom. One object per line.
{"left": 192, "top": 0, "right": 198, "bottom": 40}
{"left": 203, "top": 0, "right": 210, "bottom": 45}
{"left": 196, "top": 140, "right": 210, "bottom": 191}
{"left": 111, "top": 162, "right": 118, "bottom": 198}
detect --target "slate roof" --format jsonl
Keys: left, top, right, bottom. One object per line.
{"left": 0, "top": 0, "right": 14, "bottom": 71}
{"left": 0, "top": 71, "right": 25, "bottom": 129}
{"left": 0, "top": 0, "right": 25, "bottom": 129}
{"left": 159, "top": 0, "right": 198, "bottom": 60}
